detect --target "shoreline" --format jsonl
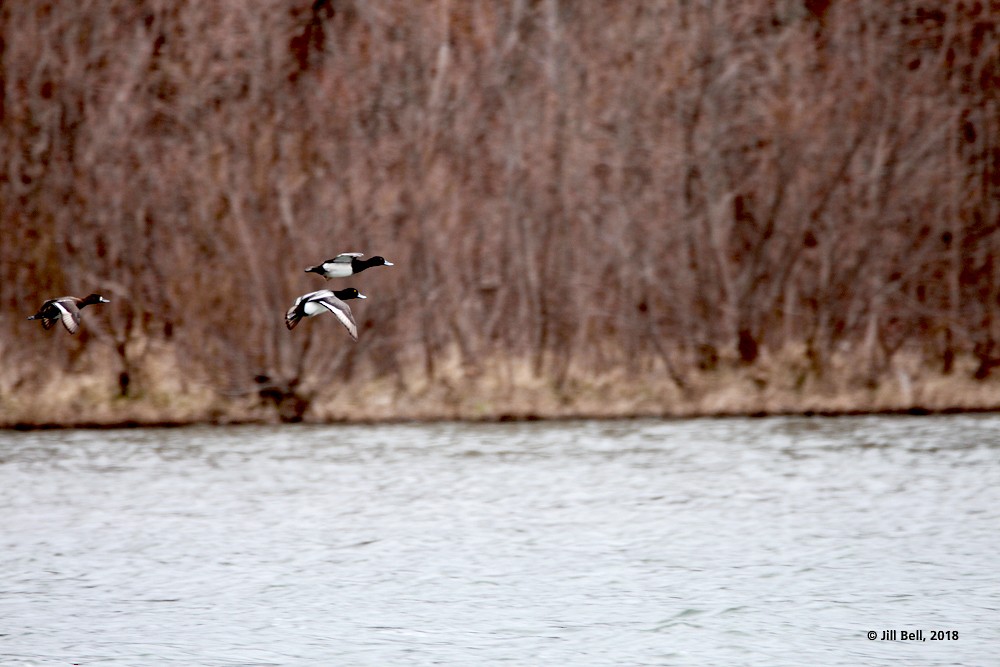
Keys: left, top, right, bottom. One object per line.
{"left": 4, "top": 405, "right": 1000, "bottom": 432}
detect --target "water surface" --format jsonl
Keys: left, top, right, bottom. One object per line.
{"left": 1, "top": 416, "right": 998, "bottom": 665}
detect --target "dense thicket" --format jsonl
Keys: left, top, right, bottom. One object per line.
{"left": 1, "top": 1, "right": 998, "bottom": 412}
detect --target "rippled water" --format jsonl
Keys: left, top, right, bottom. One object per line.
{"left": 1, "top": 415, "right": 998, "bottom": 666}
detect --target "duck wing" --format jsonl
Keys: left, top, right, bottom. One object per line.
{"left": 286, "top": 291, "right": 333, "bottom": 330}
{"left": 316, "top": 296, "right": 358, "bottom": 341}
{"left": 328, "top": 253, "right": 363, "bottom": 264}
{"left": 285, "top": 303, "right": 302, "bottom": 330}
{"left": 31, "top": 300, "right": 58, "bottom": 329}
{"left": 53, "top": 301, "right": 81, "bottom": 334}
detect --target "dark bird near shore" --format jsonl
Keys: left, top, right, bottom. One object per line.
{"left": 305, "top": 253, "right": 394, "bottom": 280}
{"left": 285, "top": 288, "right": 366, "bottom": 340}
{"left": 27, "top": 294, "right": 110, "bottom": 334}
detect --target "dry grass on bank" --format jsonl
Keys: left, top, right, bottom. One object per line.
{"left": 3, "top": 344, "right": 1000, "bottom": 428}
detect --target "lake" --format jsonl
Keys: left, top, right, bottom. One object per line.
{"left": 1, "top": 416, "right": 997, "bottom": 666}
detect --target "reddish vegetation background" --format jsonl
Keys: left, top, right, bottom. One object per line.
{"left": 1, "top": 1, "right": 998, "bottom": 421}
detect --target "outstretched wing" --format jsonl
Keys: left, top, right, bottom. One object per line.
{"left": 53, "top": 302, "right": 81, "bottom": 334}
{"left": 328, "top": 253, "right": 363, "bottom": 264}
{"left": 285, "top": 303, "right": 301, "bottom": 330}
{"left": 285, "top": 293, "right": 308, "bottom": 329}
{"left": 286, "top": 291, "right": 334, "bottom": 330}
{"left": 316, "top": 298, "right": 358, "bottom": 341}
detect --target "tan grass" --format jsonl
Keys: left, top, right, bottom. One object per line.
{"left": 3, "top": 343, "right": 1000, "bottom": 428}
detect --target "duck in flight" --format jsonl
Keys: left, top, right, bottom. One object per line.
{"left": 285, "top": 288, "right": 366, "bottom": 340}
{"left": 304, "top": 253, "right": 393, "bottom": 280}
{"left": 27, "top": 294, "right": 110, "bottom": 334}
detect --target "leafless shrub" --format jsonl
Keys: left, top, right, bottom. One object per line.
{"left": 1, "top": 1, "right": 997, "bottom": 417}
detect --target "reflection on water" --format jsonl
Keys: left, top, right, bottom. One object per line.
{"left": 1, "top": 416, "right": 998, "bottom": 666}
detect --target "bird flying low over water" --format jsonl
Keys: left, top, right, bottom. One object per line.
{"left": 285, "top": 288, "right": 366, "bottom": 340}
{"left": 304, "top": 253, "right": 394, "bottom": 279}
{"left": 27, "top": 294, "right": 110, "bottom": 334}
